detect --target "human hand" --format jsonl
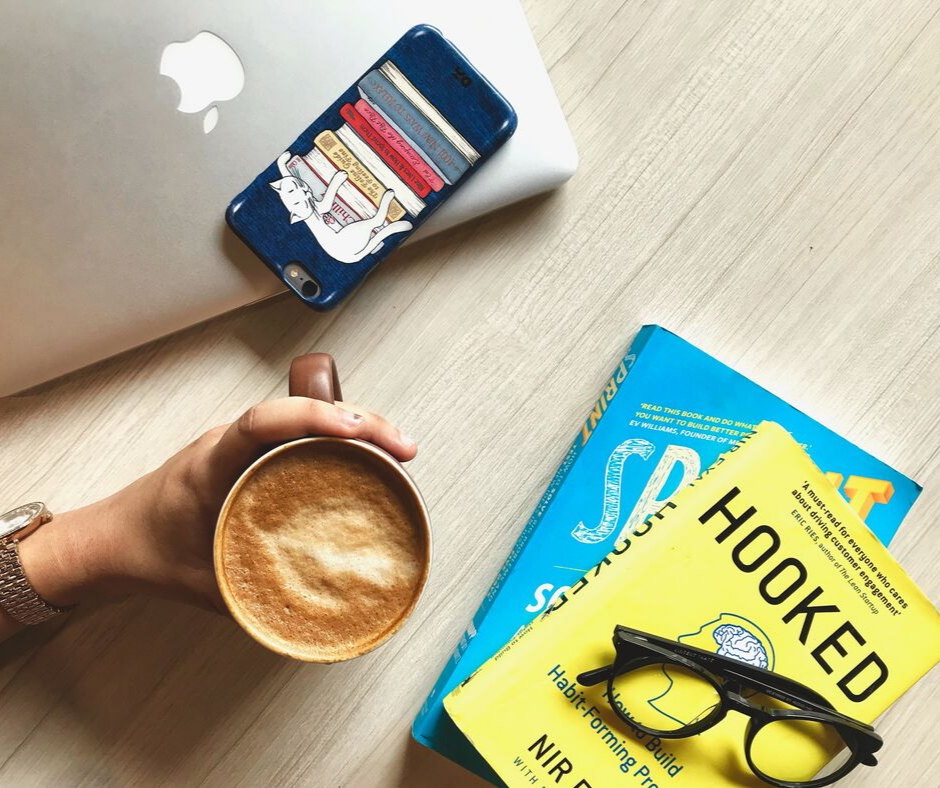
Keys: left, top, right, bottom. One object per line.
{"left": 18, "top": 398, "right": 417, "bottom": 614}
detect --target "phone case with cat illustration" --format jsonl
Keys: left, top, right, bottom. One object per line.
{"left": 226, "top": 25, "right": 517, "bottom": 310}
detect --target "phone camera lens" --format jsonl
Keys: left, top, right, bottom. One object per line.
{"left": 301, "top": 280, "right": 319, "bottom": 298}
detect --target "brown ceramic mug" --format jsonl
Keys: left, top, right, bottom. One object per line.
{"left": 213, "top": 354, "right": 431, "bottom": 663}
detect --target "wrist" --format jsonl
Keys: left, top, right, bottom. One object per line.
{"left": 17, "top": 500, "right": 115, "bottom": 607}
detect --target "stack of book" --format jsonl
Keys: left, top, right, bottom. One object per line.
{"left": 445, "top": 422, "right": 940, "bottom": 786}
{"left": 286, "top": 60, "right": 479, "bottom": 232}
{"left": 413, "top": 325, "right": 932, "bottom": 784}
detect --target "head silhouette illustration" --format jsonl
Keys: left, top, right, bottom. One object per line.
{"left": 636, "top": 614, "right": 774, "bottom": 730}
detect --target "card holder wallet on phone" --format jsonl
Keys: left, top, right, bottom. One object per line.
{"left": 226, "top": 25, "right": 517, "bottom": 310}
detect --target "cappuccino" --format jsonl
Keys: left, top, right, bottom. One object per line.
{"left": 215, "top": 438, "right": 429, "bottom": 662}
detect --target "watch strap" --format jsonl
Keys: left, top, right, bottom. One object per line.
{"left": 0, "top": 541, "right": 72, "bottom": 625}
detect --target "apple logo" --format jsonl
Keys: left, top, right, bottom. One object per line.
{"left": 159, "top": 31, "right": 244, "bottom": 134}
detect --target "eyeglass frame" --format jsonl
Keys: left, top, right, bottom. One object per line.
{"left": 576, "top": 625, "right": 883, "bottom": 788}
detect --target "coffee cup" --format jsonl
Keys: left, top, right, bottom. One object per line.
{"left": 213, "top": 354, "right": 431, "bottom": 663}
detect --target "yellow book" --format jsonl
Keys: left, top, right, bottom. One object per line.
{"left": 445, "top": 422, "right": 940, "bottom": 787}
{"left": 314, "top": 130, "right": 406, "bottom": 221}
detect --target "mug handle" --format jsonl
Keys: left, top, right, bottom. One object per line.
{"left": 289, "top": 353, "right": 343, "bottom": 403}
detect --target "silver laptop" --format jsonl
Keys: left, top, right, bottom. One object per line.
{"left": 0, "top": 1, "right": 577, "bottom": 396}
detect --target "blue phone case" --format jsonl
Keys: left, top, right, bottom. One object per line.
{"left": 226, "top": 25, "right": 517, "bottom": 310}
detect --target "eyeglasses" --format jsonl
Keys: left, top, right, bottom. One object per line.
{"left": 577, "top": 625, "right": 882, "bottom": 787}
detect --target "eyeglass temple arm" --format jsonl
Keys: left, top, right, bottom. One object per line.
{"left": 717, "top": 660, "right": 834, "bottom": 711}
{"left": 627, "top": 628, "right": 836, "bottom": 712}
{"left": 580, "top": 656, "right": 834, "bottom": 716}
{"left": 576, "top": 665, "right": 613, "bottom": 686}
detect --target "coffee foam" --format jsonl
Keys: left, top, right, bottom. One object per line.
{"left": 217, "top": 441, "right": 428, "bottom": 661}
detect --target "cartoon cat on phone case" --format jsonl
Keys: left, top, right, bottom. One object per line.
{"left": 269, "top": 151, "right": 412, "bottom": 264}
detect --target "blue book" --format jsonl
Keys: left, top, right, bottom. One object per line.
{"left": 412, "top": 325, "right": 922, "bottom": 783}
{"left": 357, "top": 69, "right": 471, "bottom": 184}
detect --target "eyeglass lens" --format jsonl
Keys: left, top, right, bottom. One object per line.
{"left": 612, "top": 662, "right": 854, "bottom": 785}
{"left": 749, "top": 715, "right": 852, "bottom": 784}
{"left": 611, "top": 662, "right": 721, "bottom": 733}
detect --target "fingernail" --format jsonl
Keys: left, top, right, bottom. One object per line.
{"left": 399, "top": 432, "right": 416, "bottom": 448}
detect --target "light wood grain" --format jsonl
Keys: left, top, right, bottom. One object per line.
{"left": 3, "top": 0, "right": 940, "bottom": 784}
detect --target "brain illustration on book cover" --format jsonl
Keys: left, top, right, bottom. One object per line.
{"left": 266, "top": 59, "right": 479, "bottom": 265}
{"left": 648, "top": 614, "right": 775, "bottom": 730}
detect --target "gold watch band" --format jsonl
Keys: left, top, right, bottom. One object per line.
{"left": 0, "top": 541, "right": 72, "bottom": 625}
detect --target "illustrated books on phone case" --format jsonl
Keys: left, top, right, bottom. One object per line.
{"left": 282, "top": 60, "right": 480, "bottom": 233}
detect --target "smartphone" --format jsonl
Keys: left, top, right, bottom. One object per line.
{"left": 226, "top": 25, "right": 517, "bottom": 310}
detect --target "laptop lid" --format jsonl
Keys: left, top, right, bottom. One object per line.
{"left": 0, "top": 0, "right": 576, "bottom": 396}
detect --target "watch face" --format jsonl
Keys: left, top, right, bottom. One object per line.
{"left": 0, "top": 503, "right": 45, "bottom": 540}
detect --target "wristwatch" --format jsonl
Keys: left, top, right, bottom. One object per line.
{"left": 0, "top": 503, "right": 72, "bottom": 625}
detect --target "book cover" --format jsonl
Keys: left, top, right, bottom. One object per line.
{"left": 313, "top": 130, "right": 406, "bottom": 222}
{"left": 378, "top": 60, "right": 480, "bottom": 166}
{"left": 413, "top": 326, "right": 922, "bottom": 781}
{"left": 340, "top": 103, "right": 432, "bottom": 198}
{"left": 354, "top": 99, "right": 446, "bottom": 192}
{"left": 336, "top": 124, "right": 427, "bottom": 216}
{"left": 445, "top": 422, "right": 940, "bottom": 787}
{"left": 357, "top": 70, "right": 471, "bottom": 184}
{"left": 355, "top": 97, "right": 453, "bottom": 191}
{"left": 286, "top": 155, "right": 366, "bottom": 228}
{"left": 292, "top": 148, "right": 388, "bottom": 223}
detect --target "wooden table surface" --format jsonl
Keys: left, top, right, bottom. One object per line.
{"left": 3, "top": 1, "right": 940, "bottom": 785}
